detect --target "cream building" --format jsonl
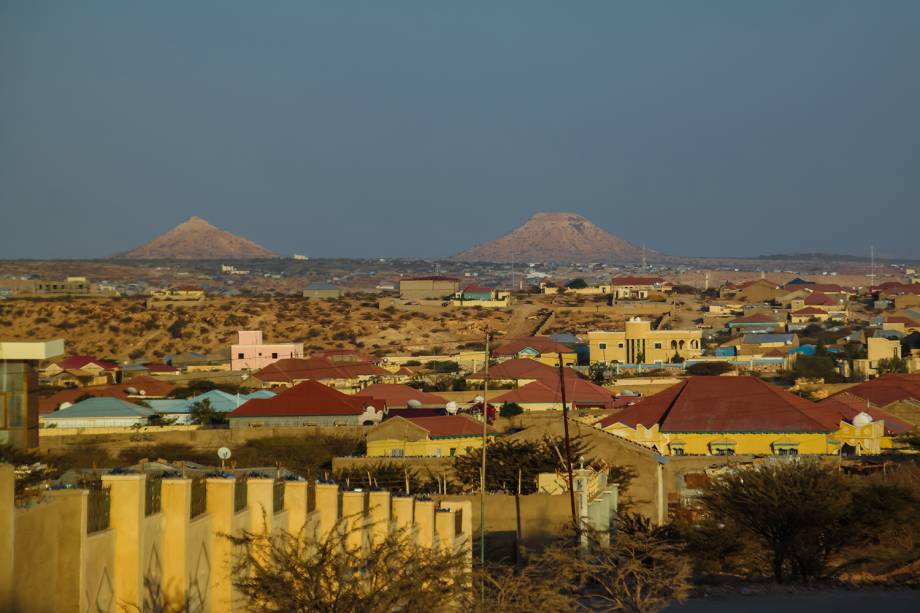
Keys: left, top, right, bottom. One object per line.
{"left": 588, "top": 318, "right": 702, "bottom": 365}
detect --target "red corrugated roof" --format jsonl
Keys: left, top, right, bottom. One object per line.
{"left": 229, "top": 380, "right": 385, "bottom": 417}
{"left": 834, "top": 374, "right": 920, "bottom": 407}
{"left": 814, "top": 393, "right": 913, "bottom": 435}
{"left": 255, "top": 357, "right": 389, "bottom": 383}
{"left": 403, "top": 415, "right": 494, "bottom": 437}
{"left": 793, "top": 307, "right": 828, "bottom": 315}
{"left": 598, "top": 376, "right": 832, "bottom": 432}
{"left": 462, "top": 284, "right": 493, "bottom": 293}
{"left": 804, "top": 292, "right": 838, "bottom": 306}
{"left": 493, "top": 378, "right": 614, "bottom": 408}
{"left": 468, "top": 358, "right": 581, "bottom": 382}
{"left": 358, "top": 384, "right": 447, "bottom": 408}
{"left": 39, "top": 375, "right": 175, "bottom": 414}
{"left": 492, "top": 336, "right": 573, "bottom": 357}
{"left": 56, "top": 356, "right": 119, "bottom": 371}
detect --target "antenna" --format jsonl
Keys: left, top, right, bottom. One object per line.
{"left": 869, "top": 245, "right": 876, "bottom": 287}
{"left": 642, "top": 244, "right": 647, "bottom": 270}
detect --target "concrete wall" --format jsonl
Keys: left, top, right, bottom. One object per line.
{"left": 0, "top": 464, "right": 472, "bottom": 612}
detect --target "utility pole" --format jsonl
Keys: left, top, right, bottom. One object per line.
{"left": 479, "top": 330, "right": 492, "bottom": 601}
{"left": 557, "top": 353, "right": 578, "bottom": 537}
{"left": 870, "top": 245, "right": 876, "bottom": 287}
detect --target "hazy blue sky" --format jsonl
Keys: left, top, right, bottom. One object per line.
{"left": 2, "top": 1, "right": 918, "bottom": 260}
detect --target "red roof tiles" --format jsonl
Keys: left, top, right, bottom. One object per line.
{"left": 834, "top": 374, "right": 920, "bottom": 407}
{"left": 468, "top": 358, "right": 581, "bottom": 382}
{"left": 804, "top": 292, "right": 838, "bottom": 306}
{"left": 493, "top": 377, "right": 614, "bottom": 409}
{"left": 229, "top": 380, "right": 385, "bottom": 417}
{"left": 597, "top": 376, "right": 832, "bottom": 432}
{"left": 814, "top": 393, "right": 913, "bottom": 435}
{"left": 358, "top": 384, "right": 447, "bottom": 408}
{"left": 254, "top": 357, "right": 389, "bottom": 383}
{"left": 492, "top": 336, "right": 573, "bottom": 357}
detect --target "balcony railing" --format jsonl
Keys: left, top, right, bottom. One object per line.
{"left": 190, "top": 477, "right": 207, "bottom": 519}
{"left": 272, "top": 480, "right": 285, "bottom": 514}
{"left": 83, "top": 479, "right": 110, "bottom": 534}
{"left": 234, "top": 477, "right": 248, "bottom": 513}
{"left": 145, "top": 475, "right": 162, "bottom": 516}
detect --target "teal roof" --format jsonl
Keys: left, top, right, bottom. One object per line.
{"left": 49, "top": 397, "right": 155, "bottom": 418}
{"left": 148, "top": 389, "right": 275, "bottom": 414}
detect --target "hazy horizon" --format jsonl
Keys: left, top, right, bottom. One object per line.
{"left": 2, "top": 1, "right": 919, "bottom": 260}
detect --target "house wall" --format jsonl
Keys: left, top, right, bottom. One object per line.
{"left": 367, "top": 435, "right": 487, "bottom": 458}
{"left": 41, "top": 416, "right": 148, "bottom": 429}
{"left": 302, "top": 289, "right": 341, "bottom": 299}
{"left": 0, "top": 465, "right": 472, "bottom": 612}
{"left": 398, "top": 279, "right": 459, "bottom": 300}
{"left": 588, "top": 320, "right": 702, "bottom": 365}
{"left": 229, "top": 414, "right": 362, "bottom": 428}
{"left": 230, "top": 332, "right": 304, "bottom": 372}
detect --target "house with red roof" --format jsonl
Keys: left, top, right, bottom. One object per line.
{"left": 228, "top": 380, "right": 386, "bottom": 427}
{"left": 38, "top": 375, "right": 175, "bottom": 414}
{"left": 596, "top": 376, "right": 899, "bottom": 456}
{"left": 366, "top": 414, "right": 495, "bottom": 457}
{"left": 467, "top": 358, "right": 581, "bottom": 386}
{"left": 727, "top": 313, "right": 785, "bottom": 333}
{"left": 42, "top": 355, "right": 120, "bottom": 387}
{"left": 490, "top": 336, "right": 578, "bottom": 367}
{"left": 790, "top": 306, "right": 831, "bottom": 324}
{"left": 250, "top": 356, "right": 390, "bottom": 391}
{"left": 492, "top": 377, "right": 614, "bottom": 411}
{"left": 832, "top": 374, "right": 920, "bottom": 408}
{"left": 358, "top": 383, "right": 447, "bottom": 409}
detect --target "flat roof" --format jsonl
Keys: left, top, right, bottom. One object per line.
{"left": 0, "top": 340, "right": 65, "bottom": 360}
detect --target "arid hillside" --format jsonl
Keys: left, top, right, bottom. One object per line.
{"left": 0, "top": 296, "right": 513, "bottom": 361}
{"left": 116, "top": 216, "right": 277, "bottom": 259}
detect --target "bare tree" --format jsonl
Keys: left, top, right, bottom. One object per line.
{"left": 227, "top": 515, "right": 471, "bottom": 613}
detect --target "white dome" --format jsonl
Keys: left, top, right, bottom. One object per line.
{"left": 407, "top": 399, "right": 422, "bottom": 409}
{"left": 852, "top": 412, "right": 873, "bottom": 427}
{"left": 474, "top": 395, "right": 484, "bottom": 404}
{"left": 446, "top": 401, "right": 459, "bottom": 415}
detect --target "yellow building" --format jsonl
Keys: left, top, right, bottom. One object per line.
{"left": 1, "top": 339, "right": 64, "bottom": 448}
{"left": 491, "top": 336, "right": 578, "bottom": 367}
{"left": 588, "top": 318, "right": 702, "bottom": 365}
{"left": 366, "top": 414, "right": 494, "bottom": 457}
{"left": 595, "top": 377, "right": 905, "bottom": 456}
{"left": 398, "top": 276, "right": 460, "bottom": 300}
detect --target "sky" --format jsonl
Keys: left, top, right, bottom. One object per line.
{"left": 1, "top": 1, "right": 918, "bottom": 260}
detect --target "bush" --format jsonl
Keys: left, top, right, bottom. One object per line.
{"left": 499, "top": 402, "right": 524, "bottom": 418}
{"left": 686, "top": 362, "right": 733, "bottom": 376}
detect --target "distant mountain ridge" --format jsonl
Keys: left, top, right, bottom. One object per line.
{"left": 452, "top": 212, "right": 650, "bottom": 262}
{"left": 115, "top": 216, "right": 276, "bottom": 260}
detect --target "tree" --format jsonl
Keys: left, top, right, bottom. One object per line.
{"left": 453, "top": 436, "right": 612, "bottom": 495}
{"left": 877, "top": 357, "right": 908, "bottom": 374}
{"left": 499, "top": 402, "right": 524, "bottom": 419}
{"left": 702, "top": 460, "right": 851, "bottom": 582}
{"left": 228, "top": 518, "right": 470, "bottom": 612}
{"left": 791, "top": 355, "right": 841, "bottom": 382}
{"left": 686, "top": 362, "right": 733, "bottom": 376}
{"left": 589, "top": 363, "right": 616, "bottom": 385}
{"left": 566, "top": 278, "right": 588, "bottom": 290}
{"left": 189, "top": 399, "right": 227, "bottom": 426}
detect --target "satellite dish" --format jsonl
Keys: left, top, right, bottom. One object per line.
{"left": 474, "top": 395, "right": 484, "bottom": 404}
{"left": 59, "top": 402, "right": 73, "bottom": 410}
{"left": 217, "top": 447, "right": 232, "bottom": 460}
{"left": 125, "top": 387, "right": 138, "bottom": 395}
{"left": 852, "top": 412, "right": 873, "bottom": 427}
{"left": 139, "top": 390, "right": 147, "bottom": 396}
{"left": 446, "top": 401, "right": 459, "bottom": 415}
{"left": 407, "top": 399, "right": 423, "bottom": 409}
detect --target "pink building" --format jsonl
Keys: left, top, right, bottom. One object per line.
{"left": 231, "top": 330, "right": 303, "bottom": 372}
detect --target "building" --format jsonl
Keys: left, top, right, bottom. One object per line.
{"left": 492, "top": 377, "right": 614, "bottom": 411}
{"left": 357, "top": 383, "right": 447, "bottom": 409}
{"left": 588, "top": 318, "right": 702, "bottom": 365}
{"left": 230, "top": 330, "right": 304, "bottom": 371}
{"left": 491, "top": 336, "right": 577, "bottom": 367}
{"left": 836, "top": 374, "right": 920, "bottom": 407}
{"left": 0, "top": 339, "right": 64, "bottom": 447}
{"left": 790, "top": 306, "right": 830, "bottom": 324}
{"left": 366, "top": 414, "right": 494, "bottom": 457}
{"left": 596, "top": 376, "right": 896, "bottom": 456}
{"left": 467, "top": 357, "right": 581, "bottom": 387}
{"left": 302, "top": 281, "right": 342, "bottom": 300}
{"left": 32, "top": 276, "right": 92, "bottom": 296}
{"left": 40, "top": 396, "right": 155, "bottom": 429}
{"left": 398, "top": 276, "right": 460, "bottom": 300}
{"left": 146, "top": 389, "right": 275, "bottom": 423}
{"left": 452, "top": 284, "right": 510, "bottom": 307}
{"left": 250, "top": 356, "right": 390, "bottom": 391}
{"left": 726, "top": 312, "right": 786, "bottom": 333}
{"left": 720, "top": 279, "right": 783, "bottom": 303}
{"left": 42, "top": 355, "right": 120, "bottom": 387}
{"left": 609, "top": 276, "right": 671, "bottom": 300}
{"left": 38, "top": 375, "right": 176, "bottom": 414}
{"left": 228, "top": 380, "right": 386, "bottom": 427}
{"left": 146, "top": 285, "right": 205, "bottom": 308}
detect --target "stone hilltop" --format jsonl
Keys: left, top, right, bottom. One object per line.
{"left": 116, "top": 216, "right": 276, "bottom": 260}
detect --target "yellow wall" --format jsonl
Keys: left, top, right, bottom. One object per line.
{"left": 601, "top": 419, "right": 891, "bottom": 456}
{"left": 588, "top": 319, "right": 702, "bottom": 365}
{"left": 367, "top": 435, "right": 488, "bottom": 458}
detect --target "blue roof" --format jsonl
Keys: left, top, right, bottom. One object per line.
{"left": 786, "top": 278, "right": 815, "bottom": 285}
{"left": 148, "top": 389, "right": 275, "bottom": 414}
{"left": 550, "top": 333, "right": 583, "bottom": 345}
{"left": 49, "top": 397, "right": 155, "bottom": 418}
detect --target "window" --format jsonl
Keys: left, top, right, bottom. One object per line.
{"left": 390, "top": 448, "right": 404, "bottom": 457}
{"left": 237, "top": 353, "right": 244, "bottom": 359}
{"left": 271, "top": 352, "right": 278, "bottom": 359}
{"left": 449, "top": 448, "right": 457, "bottom": 456}
{"left": 433, "top": 448, "right": 442, "bottom": 458}
{"left": 654, "top": 342, "right": 662, "bottom": 349}
{"left": 598, "top": 343, "right": 607, "bottom": 350}
{"left": 672, "top": 447, "right": 685, "bottom": 456}
{"left": 777, "top": 447, "right": 798, "bottom": 456}
{"left": 617, "top": 343, "right": 624, "bottom": 348}
{"left": 715, "top": 448, "right": 735, "bottom": 456}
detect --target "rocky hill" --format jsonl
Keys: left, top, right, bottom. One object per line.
{"left": 116, "top": 216, "right": 276, "bottom": 259}
{"left": 453, "top": 212, "right": 650, "bottom": 262}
